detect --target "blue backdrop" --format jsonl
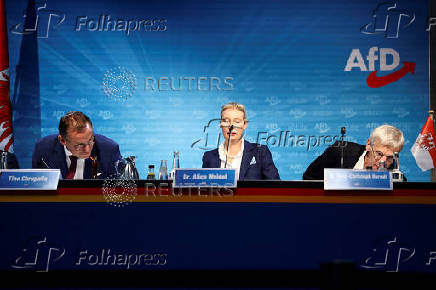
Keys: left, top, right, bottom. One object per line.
{"left": 6, "top": 0, "right": 430, "bottom": 180}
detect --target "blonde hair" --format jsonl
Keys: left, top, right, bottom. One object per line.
{"left": 369, "top": 124, "right": 404, "bottom": 151}
{"left": 221, "top": 102, "right": 248, "bottom": 121}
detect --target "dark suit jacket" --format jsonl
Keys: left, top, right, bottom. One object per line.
{"left": 202, "top": 140, "right": 280, "bottom": 180}
{"left": 303, "top": 141, "right": 365, "bottom": 180}
{"left": 32, "top": 134, "right": 122, "bottom": 179}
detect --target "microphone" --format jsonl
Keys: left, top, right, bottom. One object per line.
{"left": 224, "top": 125, "right": 234, "bottom": 168}
{"left": 41, "top": 156, "right": 50, "bottom": 169}
{"left": 340, "top": 127, "right": 346, "bottom": 168}
{"left": 229, "top": 125, "right": 234, "bottom": 133}
{"left": 392, "top": 152, "right": 404, "bottom": 181}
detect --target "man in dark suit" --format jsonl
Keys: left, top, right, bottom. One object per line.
{"left": 202, "top": 102, "right": 280, "bottom": 180}
{"left": 32, "top": 111, "right": 121, "bottom": 179}
{"left": 202, "top": 140, "right": 280, "bottom": 180}
{"left": 303, "top": 125, "right": 404, "bottom": 180}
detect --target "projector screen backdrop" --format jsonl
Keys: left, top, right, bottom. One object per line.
{"left": 6, "top": 0, "right": 430, "bottom": 181}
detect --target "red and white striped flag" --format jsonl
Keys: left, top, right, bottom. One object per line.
{"left": 0, "top": 0, "right": 13, "bottom": 152}
{"left": 411, "top": 116, "right": 436, "bottom": 171}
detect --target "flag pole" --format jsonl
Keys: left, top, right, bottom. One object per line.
{"left": 430, "top": 110, "right": 435, "bottom": 181}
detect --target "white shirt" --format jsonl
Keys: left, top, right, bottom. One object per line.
{"left": 218, "top": 138, "right": 244, "bottom": 180}
{"left": 64, "top": 146, "right": 86, "bottom": 179}
{"left": 353, "top": 151, "right": 367, "bottom": 170}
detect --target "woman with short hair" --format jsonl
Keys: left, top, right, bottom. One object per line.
{"left": 202, "top": 102, "right": 280, "bottom": 180}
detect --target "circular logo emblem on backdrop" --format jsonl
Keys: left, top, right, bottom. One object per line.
{"left": 102, "top": 67, "right": 136, "bottom": 101}
{"left": 102, "top": 178, "right": 137, "bottom": 207}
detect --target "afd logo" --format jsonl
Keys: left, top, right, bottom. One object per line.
{"left": 344, "top": 47, "right": 415, "bottom": 88}
{"left": 11, "top": 2, "right": 65, "bottom": 38}
{"left": 361, "top": 237, "right": 415, "bottom": 272}
{"left": 361, "top": 2, "right": 415, "bottom": 38}
{"left": 11, "top": 236, "right": 65, "bottom": 272}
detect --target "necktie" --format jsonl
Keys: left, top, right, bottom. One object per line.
{"left": 66, "top": 156, "right": 78, "bottom": 179}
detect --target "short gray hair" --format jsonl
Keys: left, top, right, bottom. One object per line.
{"left": 369, "top": 124, "right": 404, "bottom": 151}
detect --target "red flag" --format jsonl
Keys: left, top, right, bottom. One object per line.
{"left": 0, "top": 0, "right": 13, "bottom": 152}
{"left": 411, "top": 116, "right": 436, "bottom": 171}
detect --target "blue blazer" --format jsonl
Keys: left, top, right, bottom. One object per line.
{"left": 32, "top": 134, "right": 122, "bottom": 179}
{"left": 202, "top": 140, "right": 280, "bottom": 180}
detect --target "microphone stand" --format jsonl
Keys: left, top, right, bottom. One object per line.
{"left": 41, "top": 156, "right": 50, "bottom": 169}
{"left": 224, "top": 125, "right": 234, "bottom": 168}
{"left": 340, "top": 127, "right": 346, "bottom": 168}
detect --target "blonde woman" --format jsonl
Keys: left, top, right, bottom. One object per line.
{"left": 202, "top": 102, "right": 280, "bottom": 180}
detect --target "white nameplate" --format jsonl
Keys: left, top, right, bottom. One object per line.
{"left": 173, "top": 168, "right": 237, "bottom": 188}
{"left": 0, "top": 169, "right": 61, "bottom": 190}
{"left": 324, "top": 168, "right": 392, "bottom": 190}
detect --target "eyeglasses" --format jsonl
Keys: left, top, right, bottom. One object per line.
{"left": 220, "top": 118, "right": 244, "bottom": 128}
{"left": 67, "top": 136, "right": 95, "bottom": 150}
{"left": 371, "top": 147, "right": 394, "bottom": 162}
